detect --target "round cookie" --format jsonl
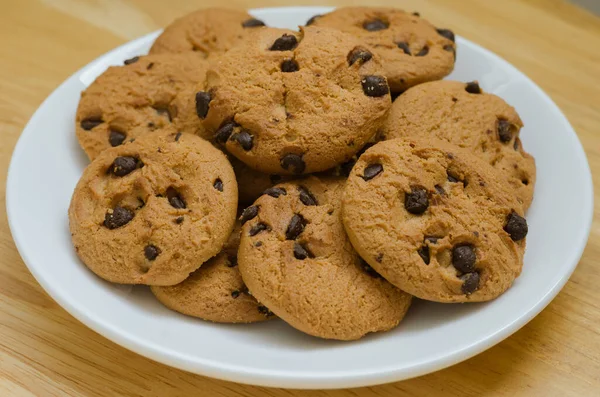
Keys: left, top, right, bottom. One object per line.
{"left": 202, "top": 26, "right": 392, "bottom": 175}
{"left": 382, "top": 80, "right": 536, "bottom": 208}
{"left": 149, "top": 8, "right": 266, "bottom": 58}
{"left": 238, "top": 176, "right": 412, "bottom": 340}
{"left": 76, "top": 53, "right": 209, "bottom": 160}
{"left": 151, "top": 222, "right": 273, "bottom": 323}
{"left": 69, "top": 131, "right": 238, "bottom": 286}
{"left": 342, "top": 138, "right": 528, "bottom": 303}
{"left": 309, "top": 7, "right": 456, "bottom": 92}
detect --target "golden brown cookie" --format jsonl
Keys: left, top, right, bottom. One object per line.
{"left": 238, "top": 176, "right": 412, "bottom": 340}
{"left": 342, "top": 138, "right": 528, "bottom": 303}
{"left": 151, "top": 222, "right": 273, "bottom": 323}
{"left": 310, "top": 7, "right": 456, "bottom": 92}
{"left": 149, "top": 8, "right": 266, "bottom": 57}
{"left": 202, "top": 26, "right": 392, "bottom": 175}
{"left": 382, "top": 80, "right": 536, "bottom": 208}
{"left": 69, "top": 131, "right": 238, "bottom": 286}
{"left": 76, "top": 54, "right": 209, "bottom": 160}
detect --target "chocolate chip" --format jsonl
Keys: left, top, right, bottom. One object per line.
{"left": 412, "top": 11, "right": 420, "bottom": 16}
{"left": 396, "top": 42, "right": 411, "bottom": 55}
{"left": 231, "top": 290, "right": 241, "bottom": 298}
{"left": 124, "top": 56, "right": 139, "bottom": 65}
{"left": 109, "top": 130, "right": 126, "bottom": 147}
{"left": 443, "top": 44, "right": 456, "bottom": 60}
{"left": 155, "top": 107, "right": 172, "bottom": 122}
{"left": 80, "top": 118, "right": 103, "bottom": 130}
{"left": 497, "top": 119, "right": 513, "bottom": 143}
{"left": 452, "top": 244, "right": 476, "bottom": 273}
{"left": 147, "top": 62, "right": 154, "bottom": 70}
{"left": 240, "top": 205, "right": 259, "bottom": 224}
{"left": 360, "top": 259, "right": 383, "bottom": 279}
{"left": 242, "top": 18, "right": 265, "bottom": 28}
{"left": 306, "top": 14, "right": 321, "bottom": 25}
{"left": 362, "top": 163, "right": 383, "bottom": 180}
{"left": 298, "top": 186, "right": 318, "bottom": 206}
{"left": 405, "top": 187, "right": 429, "bottom": 214}
{"left": 104, "top": 206, "right": 134, "bottom": 229}
{"left": 425, "top": 236, "right": 439, "bottom": 244}
{"left": 175, "top": 216, "right": 184, "bottom": 224}
{"left": 435, "top": 185, "right": 445, "bottom": 195}
{"left": 110, "top": 156, "right": 139, "bottom": 176}
{"left": 270, "top": 34, "right": 298, "bottom": 51}
{"left": 280, "top": 153, "right": 305, "bottom": 174}
{"left": 376, "top": 253, "right": 384, "bottom": 263}
{"left": 166, "top": 187, "right": 186, "bottom": 209}
{"left": 504, "top": 212, "right": 528, "bottom": 241}
{"left": 363, "top": 19, "right": 388, "bottom": 31}
{"left": 213, "top": 178, "right": 223, "bottom": 192}
{"left": 293, "top": 242, "right": 313, "bottom": 260}
{"left": 144, "top": 245, "right": 160, "bottom": 261}
{"left": 249, "top": 222, "right": 269, "bottom": 236}
{"left": 215, "top": 121, "right": 236, "bottom": 144}
{"left": 465, "top": 81, "right": 481, "bottom": 94}
{"left": 460, "top": 272, "right": 480, "bottom": 294}
{"left": 417, "top": 245, "right": 430, "bottom": 264}
{"left": 230, "top": 131, "right": 253, "bottom": 151}
{"left": 226, "top": 255, "right": 238, "bottom": 267}
{"left": 416, "top": 46, "right": 429, "bottom": 56}
{"left": 347, "top": 48, "right": 373, "bottom": 66}
{"left": 448, "top": 173, "right": 459, "bottom": 183}
{"left": 174, "top": 132, "right": 182, "bottom": 142}
{"left": 257, "top": 305, "right": 274, "bottom": 317}
{"left": 436, "top": 28, "right": 455, "bottom": 42}
{"left": 263, "top": 187, "right": 287, "bottom": 198}
{"left": 280, "top": 58, "right": 299, "bottom": 73}
{"left": 361, "top": 76, "right": 389, "bottom": 97}
{"left": 285, "top": 214, "right": 306, "bottom": 240}
{"left": 254, "top": 241, "right": 263, "bottom": 247}
{"left": 195, "top": 91, "right": 211, "bottom": 119}
{"left": 514, "top": 138, "right": 520, "bottom": 151}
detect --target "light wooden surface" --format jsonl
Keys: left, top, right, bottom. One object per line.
{"left": 1, "top": 0, "right": 599, "bottom": 396}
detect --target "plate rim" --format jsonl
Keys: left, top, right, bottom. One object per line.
{"left": 6, "top": 6, "right": 594, "bottom": 389}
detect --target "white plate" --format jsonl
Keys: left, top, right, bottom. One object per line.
{"left": 6, "top": 6, "right": 593, "bottom": 389}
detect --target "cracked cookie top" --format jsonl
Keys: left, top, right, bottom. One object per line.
{"left": 200, "top": 26, "right": 392, "bottom": 175}
{"left": 309, "top": 7, "right": 456, "bottom": 93}
{"left": 69, "top": 131, "right": 238, "bottom": 286}
{"left": 149, "top": 8, "right": 267, "bottom": 58}
{"left": 75, "top": 53, "right": 209, "bottom": 160}
{"left": 237, "top": 176, "right": 412, "bottom": 340}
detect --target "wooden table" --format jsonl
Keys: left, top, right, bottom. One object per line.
{"left": 1, "top": 0, "right": 599, "bottom": 395}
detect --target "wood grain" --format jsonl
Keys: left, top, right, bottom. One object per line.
{"left": 1, "top": 0, "right": 599, "bottom": 395}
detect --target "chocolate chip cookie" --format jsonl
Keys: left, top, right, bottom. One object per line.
{"left": 310, "top": 7, "right": 456, "bottom": 92}
{"left": 238, "top": 176, "right": 412, "bottom": 340}
{"left": 76, "top": 53, "right": 209, "bottom": 160}
{"left": 342, "top": 138, "right": 528, "bottom": 303}
{"left": 150, "top": 8, "right": 266, "bottom": 58}
{"left": 203, "top": 26, "right": 392, "bottom": 175}
{"left": 382, "top": 80, "right": 536, "bottom": 208}
{"left": 151, "top": 221, "right": 273, "bottom": 323}
{"left": 69, "top": 131, "right": 238, "bottom": 286}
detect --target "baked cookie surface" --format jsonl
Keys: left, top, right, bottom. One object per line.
{"left": 203, "top": 26, "right": 392, "bottom": 175}
{"left": 342, "top": 138, "right": 528, "bottom": 303}
{"left": 69, "top": 131, "right": 238, "bottom": 286}
{"left": 149, "top": 8, "right": 266, "bottom": 57}
{"left": 382, "top": 80, "right": 535, "bottom": 208}
{"left": 151, "top": 222, "right": 273, "bottom": 323}
{"left": 310, "top": 7, "right": 456, "bottom": 92}
{"left": 76, "top": 54, "right": 209, "bottom": 160}
{"left": 238, "top": 176, "right": 412, "bottom": 340}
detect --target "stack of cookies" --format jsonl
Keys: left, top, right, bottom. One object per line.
{"left": 69, "top": 7, "right": 534, "bottom": 341}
